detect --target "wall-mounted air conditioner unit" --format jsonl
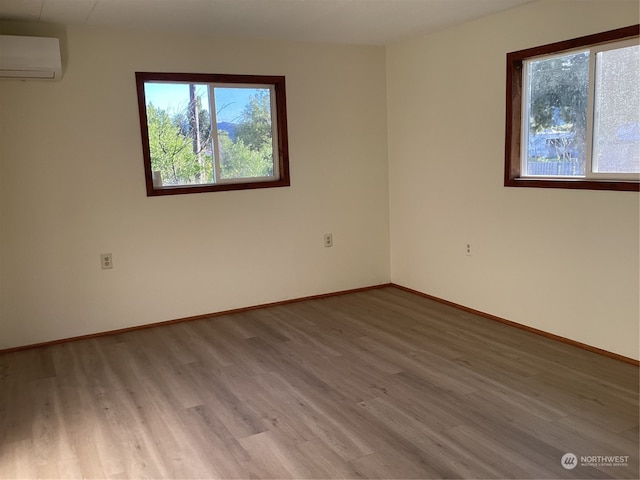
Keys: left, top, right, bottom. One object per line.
{"left": 0, "top": 35, "right": 62, "bottom": 80}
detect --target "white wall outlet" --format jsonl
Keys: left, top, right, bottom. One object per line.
{"left": 101, "top": 253, "right": 113, "bottom": 269}
{"left": 324, "top": 233, "right": 333, "bottom": 247}
{"left": 465, "top": 243, "right": 472, "bottom": 256}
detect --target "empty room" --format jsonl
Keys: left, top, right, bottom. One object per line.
{"left": 0, "top": 0, "right": 638, "bottom": 479}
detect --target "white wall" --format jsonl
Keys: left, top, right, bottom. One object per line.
{"left": 387, "top": 0, "right": 639, "bottom": 360}
{"left": 0, "top": 25, "right": 390, "bottom": 348}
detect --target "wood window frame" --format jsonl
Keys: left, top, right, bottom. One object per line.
{"left": 504, "top": 25, "right": 640, "bottom": 192}
{"left": 135, "top": 72, "right": 291, "bottom": 196}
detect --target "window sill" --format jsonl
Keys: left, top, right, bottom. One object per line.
{"left": 147, "top": 178, "right": 290, "bottom": 196}
{"left": 504, "top": 176, "right": 639, "bottom": 192}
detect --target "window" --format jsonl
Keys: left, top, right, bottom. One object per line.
{"left": 135, "top": 72, "right": 290, "bottom": 195}
{"left": 505, "top": 25, "right": 639, "bottom": 191}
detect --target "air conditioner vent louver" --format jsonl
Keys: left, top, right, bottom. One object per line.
{"left": 0, "top": 35, "right": 62, "bottom": 80}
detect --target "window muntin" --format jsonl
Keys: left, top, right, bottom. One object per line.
{"left": 136, "top": 72, "right": 290, "bottom": 196}
{"left": 505, "top": 25, "right": 639, "bottom": 191}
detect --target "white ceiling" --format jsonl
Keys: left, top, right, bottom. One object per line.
{"left": 0, "top": 0, "right": 534, "bottom": 45}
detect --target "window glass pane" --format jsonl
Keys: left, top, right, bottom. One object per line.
{"left": 592, "top": 44, "right": 640, "bottom": 174}
{"left": 214, "top": 87, "right": 274, "bottom": 180}
{"left": 524, "top": 51, "right": 589, "bottom": 177}
{"left": 144, "top": 83, "right": 213, "bottom": 187}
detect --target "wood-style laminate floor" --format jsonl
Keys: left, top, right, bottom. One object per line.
{"left": 0, "top": 286, "right": 638, "bottom": 479}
